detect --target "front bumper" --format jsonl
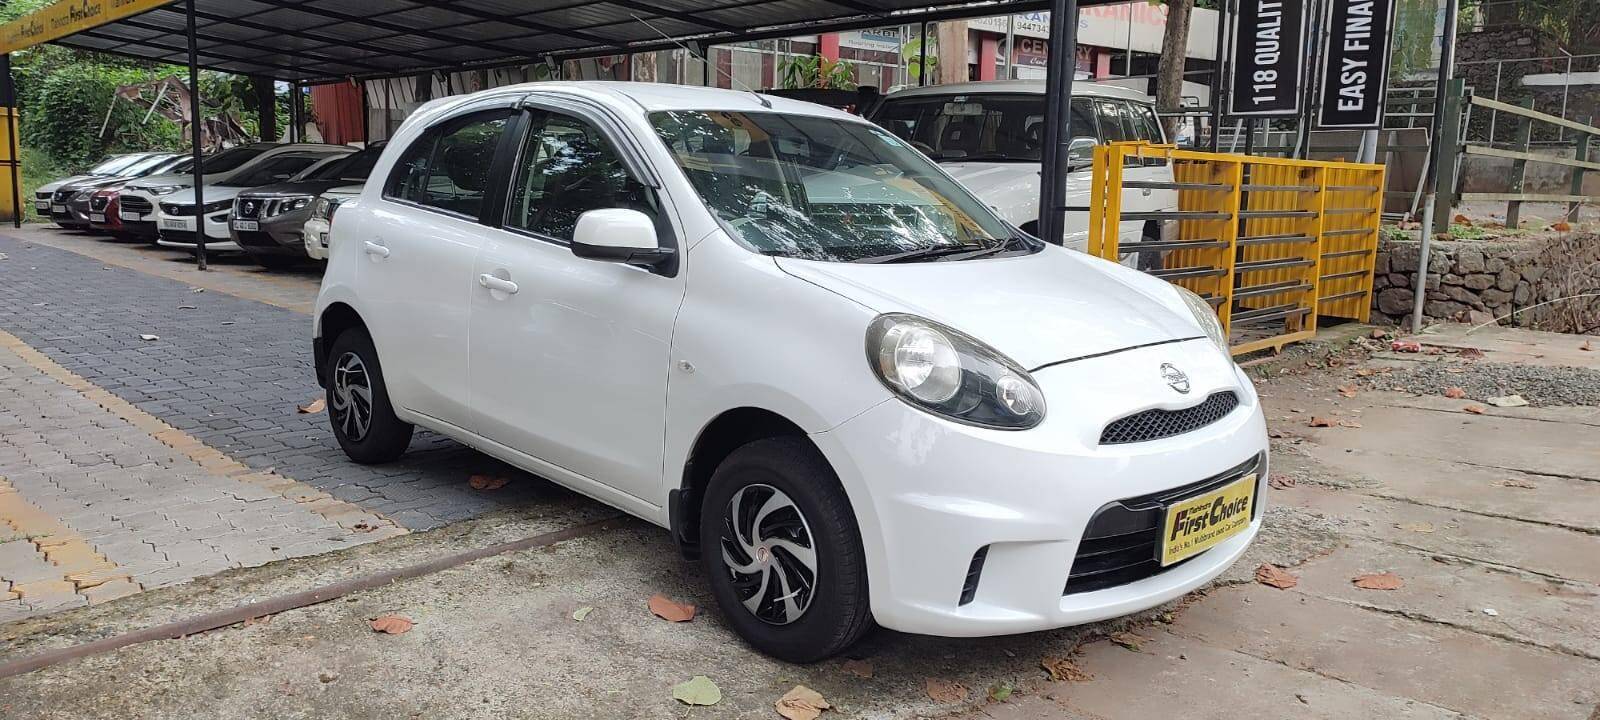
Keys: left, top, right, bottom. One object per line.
{"left": 156, "top": 211, "right": 237, "bottom": 251}
{"left": 812, "top": 337, "right": 1268, "bottom": 637}
{"left": 232, "top": 209, "right": 313, "bottom": 257}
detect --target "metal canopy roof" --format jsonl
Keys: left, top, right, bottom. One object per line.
{"left": 44, "top": 0, "right": 1089, "bottom": 84}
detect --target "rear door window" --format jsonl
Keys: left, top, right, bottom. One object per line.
{"left": 1095, "top": 101, "right": 1129, "bottom": 143}
{"left": 386, "top": 109, "right": 513, "bottom": 218}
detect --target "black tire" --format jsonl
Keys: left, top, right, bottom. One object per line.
{"left": 699, "top": 437, "right": 872, "bottom": 663}
{"left": 324, "top": 326, "right": 413, "bottom": 464}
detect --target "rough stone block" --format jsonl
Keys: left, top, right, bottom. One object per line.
{"left": 1462, "top": 274, "right": 1495, "bottom": 290}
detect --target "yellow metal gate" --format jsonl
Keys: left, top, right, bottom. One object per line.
{"left": 1087, "top": 144, "right": 1384, "bottom": 355}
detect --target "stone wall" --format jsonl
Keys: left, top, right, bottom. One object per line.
{"left": 1372, "top": 232, "right": 1600, "bottom": 332}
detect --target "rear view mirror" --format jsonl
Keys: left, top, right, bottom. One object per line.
{"left": 571, "top": 208, "right": 675, "bottom": 272}
{"left": 1066, "top": 137, "right": 1097, "bottom": 172}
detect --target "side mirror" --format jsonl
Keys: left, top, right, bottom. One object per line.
{"left": 1066, "top": 138, "right": 1097, "bottom": 172}
{"left": 570, "top": 208, "right": 674, "bottom": 271}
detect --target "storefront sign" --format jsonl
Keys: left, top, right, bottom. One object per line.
{"left": 0, "top": 0, "right": 174, "bottom": 54}
{"left": 1316, "top": 0, "right": 1398, "bottom": 128}
{"left": 841, "top": 28, "right": 901, "bottom": 53}
{"left": 1227, "top": 0, "right": 1307, "bottom": 116}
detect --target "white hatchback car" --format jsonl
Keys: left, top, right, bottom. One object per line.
{"left": 313, "top": 82, "right": 1267, "bottom": 662}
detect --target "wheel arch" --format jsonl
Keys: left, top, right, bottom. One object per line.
{"left": 670, "top": 406, "right": 819, "bottom": 560}
{"left": 314, "top": 301, "right": 367, "bottom": 388}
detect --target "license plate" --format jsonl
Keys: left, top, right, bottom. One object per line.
{"left": 34, "top": 200, "right": 49, "bottom": 210}
{"left": 120, "top": 211, "right": 143, "bottom": 221}
{"left": 51, "top": 204, "right": 66, "bottom": 213}
{"left": 1159, "top": 474, "right": 1257, "bottom": 566}
{"left": 318, "top": 232, "right": 329, "bottom": 247}
{"left": 233, "top": 220, "right": 259, "bottom": 231}
{"left": 160, "top": 218, "right": 192, "bottom": 231}
{"left": 89, "top": 212, "right": 106, "bottom": 223}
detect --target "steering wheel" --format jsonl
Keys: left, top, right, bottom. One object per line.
{"left": 910, "top": 140, "right": 937, "bottom": 156}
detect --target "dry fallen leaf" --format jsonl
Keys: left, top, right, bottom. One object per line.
{"left": 1463, "top": 405, "right": 1487, "bottom": 415}
{"left": 776, "top": 685, "right": 831, "bottom": 720}
{"left": 1309, "top": 417, "right": 1336, "bottom": 428}
{"left": 1443, "top": 387, "right": 1467, "bottom": 399}
{"left": 648, "top": 594, "right": 696, "bottom": 622}
{"left": 1255, "top": 563, "right": 1299, "bottom": 589}
{"left": 1581, "top": 340, "right": 1594, "bottom": 352}
{"left": 1452, "top": 213, "right": 1472, "bottom": 225}
{"left": 1550, "top": 221, "right": 1571, "bottom": 232}
{"left": 297, "top": 397, "right": 326, "bottom": 414}
{"left": 1352, "top": 573, "right": 1404, "bottom": 591}
{"left": 1398, "top": 521, "right": 1436, "bottom": 533}
{"left": 841, "top": 659, "right": 874, "bottom": 678}
{"left": 672, "top": 676, "right": 721, "bottom": 706}
{"left": 572, "top": 606, "right": 593, "bottom": 622}
{"left": 1268, "top": 474, "right": 1297, "bottom": 490}
{"left": 1486, "top": 395, "right": 1528, "bottom": 408}
{"left": 1459, "top": 347, "right": 1485, "bottom": 359}
{"left": 1110, "top": 631, "right": 1148, "bottom": 652}
{"left": 1337, "top": 419, "right": 1363, "bottom": 429}
{"left": 139, "top": 334, "right": 160, "bottom": 342}
{"left": 925, "top": 678, "right": 969, "bottom": 703}
{"left": 1041, "top": 656, "right": 1091, "bottom": 682}
{"left": 1355, "top": 368, "right": 1375, "bottom": 377}
{"left": 1391, "top": 340, "right": 1422, "bottom": 353}
{"left": 369, "top": 615, "right": 413, "bottom": 634}
{"left": 988, "top": 681, "right": 1014, "bottom": 703}
{"left": 467, "top": 474, "right": 509, "bottom": 491}
{"left": 1337, "top": 384, "right": 1359, "bottom": 398}
{"left": 1500, "top": 478, "right": 1539, "bottom": 489}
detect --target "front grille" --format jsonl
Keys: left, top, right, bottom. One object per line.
{"left": 234, "top": 230, "right": 280, "bottom": 248}
{"left": 89, "top": 195, "right": 110, "bottom": 212}
{"left": 1099, "top": 391, "right": 1240, "bottom": 445}
{"left": 121, "top": 196, "right": 153, "bottom": 214}
{"left": 235, "top": 198, "right": 263, "bottom": 219}
{"left": 53, "top": 189, "right": 75, "bottom": 202}
{"left": 1064, "top": 455, "right": 1262, "bottom": 596}
{"left": 35, "top": 191, "right": 51, "bottom": 200}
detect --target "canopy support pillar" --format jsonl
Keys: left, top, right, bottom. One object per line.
{"left": 185, "top": 0, "right": 206, "bottom": 270}
{"left": 1037, "top": 0, "right": 1081, "bottom": 246}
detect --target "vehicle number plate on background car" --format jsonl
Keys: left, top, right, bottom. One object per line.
{"left": 50, "top": 204, "right": 65, "bottom": 213}
{"left": 1159, "top": 474, "right": 1257, "bottom": 566}
{"left": 233, "top": 220, "right": 259, "bottom": 231}
{"left": 161, "top": 218, "right": 190, "bottom": 230}
{"left": 35, "top": 200, "right": 49, "bottom": 210}
{"left": 120, "top": 211, "right": 142, "bottom": 221}
{"left": 89, "top": 213, "right": 105, "bottom": 223}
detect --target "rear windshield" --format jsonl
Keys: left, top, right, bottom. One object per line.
{"left": 88, "top": 155, "right": 143, "bottom": 175}
{"left": 304, "top": 146, "right": 381, "bottom": 181}
{"left": 200, "top": 146, "right": 268, "bottom": 174}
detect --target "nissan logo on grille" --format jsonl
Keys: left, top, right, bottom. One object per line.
{"left": 1160, "top": 363, "right": 1191, "bottom": 394}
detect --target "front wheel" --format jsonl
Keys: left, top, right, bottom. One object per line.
{"left": 324, "top": 327, "right": 413, "bottom": 464}
{"left": 699, "top": 438, "right": 872, "bottom": 663}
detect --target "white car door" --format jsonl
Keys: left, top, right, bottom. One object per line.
{"left": 359, "top": 106, "right": 517, "bottom": 430}
{"left": 468, "top": 104, "right": 683, "bottom": 504}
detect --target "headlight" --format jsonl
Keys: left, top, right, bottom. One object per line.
{"left": 148, "top": 185, "right": 186, "bottom": 196}
{"left": 866, "top": 314, "right": 1045, "bottom": 430}
{"left": 269, "top": 196, "right": 313, "bottom": 217}
{"left": 1175, "top": 285, "right": 1229, "bottom": 354}
{"left": 309, "top": 197, "right": 332, "bottom": 221}
{"left": 203, "top": 199, "right": 233, "bottom": 213}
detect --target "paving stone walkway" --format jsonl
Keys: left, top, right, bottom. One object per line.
{"left": 0, "top": 232, "right": 543, "bottom": 531}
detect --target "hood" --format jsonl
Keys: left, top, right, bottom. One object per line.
{"left": 40, "top": 176, "right": 91, "bottom": 194}
{"left": 126, "top": 171, "right": 226, "bottom": 191}
{"left": 236, "top": 179, "right": 346, "bottom": 199}
{"left": 61, "top": 176, "right": 129, "bottom": 193}
{"left": 159, "top": 185, "right": 244, "bottom": 206}
{"left": 775, "top": 246, "right": 1201, "bottom": 369}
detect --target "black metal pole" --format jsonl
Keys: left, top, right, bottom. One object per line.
{"left": 1037, "top": 0, "right": 1080, "bottom": 246}
{"left": 383, "top": 78, "right": 393, "bottom": 140}
{"left": 1293, "top": 0, "right": 1325, "bottom": 159}
{"left": 1210, "top": 0, "right": 1234, "bottom": 152}
{"left": 185, "top": 0, "right": 206, "bottom": 270}
{"left": 290, "top": 82, "right": 303, "bottom": 142}
{"left": 359, "top": 80, "right": 370, "bottom": 145}
{"left": 2, "top": 54, "right": 20, "bottom": 229}
{"left": 1411, "top": 0, "right": 1461, "bottom": 332}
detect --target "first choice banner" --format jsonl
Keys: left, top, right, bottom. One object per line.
{"left": 0, "top": 0, "right": 174, "bottom": 55}
{"left": 1228, "top": 0, "right": 1308, "bottom": 117}
{"left": 1316, "top": 0, "right": 1399, "bottom": 128}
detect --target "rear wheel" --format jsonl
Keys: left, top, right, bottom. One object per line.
{"left": 324, "top": 327, "right": 412, "bottom": 464}
{"left": 699, "top": 437, "right": 872, "bottom": 663}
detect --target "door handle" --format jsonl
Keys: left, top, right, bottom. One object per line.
{"left": 478, "top": 273, "right": 519, "bottom": 295}
{"left": 363, "top": 241, "right": 390, "bottom": 258}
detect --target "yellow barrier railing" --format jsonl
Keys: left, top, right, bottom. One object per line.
{"left": 1088, "top": 143, "right": 1384, "bottom": 355}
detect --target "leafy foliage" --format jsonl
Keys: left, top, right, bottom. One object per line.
{"left": 778, "top": 55, "right": 857, "bottom": 90}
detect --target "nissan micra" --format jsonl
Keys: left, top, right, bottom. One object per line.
{"left": 312, "top": 82, "right": 1268, "bottom": 663}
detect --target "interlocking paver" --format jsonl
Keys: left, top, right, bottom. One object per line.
{"left": 0, "top": 234, "right": 549, "bottom": 531}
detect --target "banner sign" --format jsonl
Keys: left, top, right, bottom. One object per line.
{"left": 1316, "top": 0, "right": 1399, "bottom": 128}
{"left": 1227, "top": 0, "right": 1307, "bottom": 117}
{"left": 0, "top": 0, "right": 174, "bottom": 55}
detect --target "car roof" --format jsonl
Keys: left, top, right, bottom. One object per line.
{"left": 883, "top": 80, "right": 1153, "bottom": 103}
{"left": 420, "top": 81, "right": 863, "bottom": 124}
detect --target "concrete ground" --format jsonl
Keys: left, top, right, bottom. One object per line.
{"left": 1, "top": 225, "right": 1597, "bottom": 719}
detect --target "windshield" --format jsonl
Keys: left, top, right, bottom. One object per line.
{"left": 218, "top": 154, "right": 325, "bottom": 187}
{"left": 119, "top": 154, "right": 175, "bottom": 177}
{"left": 303, "top": 147, "right": 380, "bottom": 181}
{"left": 89, "top": 154, "right": 143, "bottom": 175}
{"left": 650, "top": 110, "right": 1024, "bottom": 263}
{"left": 199, "top": 146, "right": 268, "bottom": 174}
{"left": 872, "top": 93, "right": 1104, "bottom": 163}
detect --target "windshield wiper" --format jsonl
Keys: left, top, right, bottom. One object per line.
{"left": 851, "top": 244, "right": 983, "bottom": 264}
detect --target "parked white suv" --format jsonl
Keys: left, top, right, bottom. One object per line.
{"left": 313, "top": 82, "right": 1266, "bottom": 662}
{"left": 872, "top": 81, "right": 1177, "bottom": 263}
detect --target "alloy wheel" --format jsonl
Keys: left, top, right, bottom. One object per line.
{"left": 720, "top": 483, "right": 819, "bottom": 625}
{"left": 330, "top": 351, "right": 373, "bottom": 442}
